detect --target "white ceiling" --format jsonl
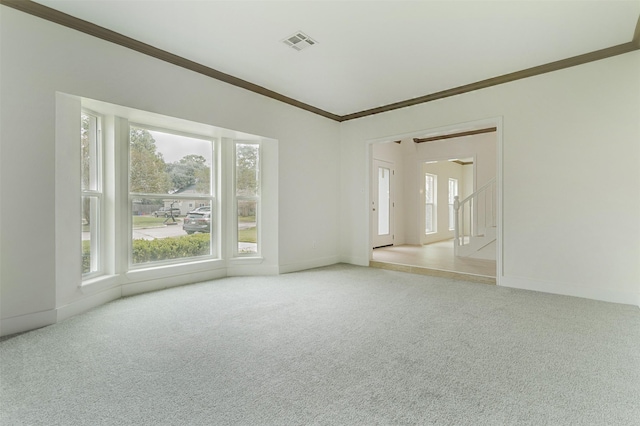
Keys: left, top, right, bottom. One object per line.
{"left": 34, "top": 0, "right": 640, "bottom": 116}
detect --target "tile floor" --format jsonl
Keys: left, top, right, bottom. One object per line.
{"left": 370, "top": 239, "right": 496, "bottom": 284}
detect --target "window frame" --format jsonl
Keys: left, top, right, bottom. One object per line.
{"left": 81, "top": 109, "right": 104, "bottom": 279}
{"left": 425, "top": 173, "right": 436, "bottom": 234}
{"left": 127, "top": 123, "right": 218, "bottom": 269}
{"left": 448, "top": 178, "right": 458, "bottom": 231}
{"left": 233, "top": 141, "right": 261, "bottom": 257}
{"left": 58, "top": 95, "right": 275, "bottom": 297}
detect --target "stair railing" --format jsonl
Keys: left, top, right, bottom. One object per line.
{"left": 454, "top": 178, "right": 496, "bottom": 255}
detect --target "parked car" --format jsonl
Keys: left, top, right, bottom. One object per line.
{"left": 153, "top": 207, "right": 181, "bottom": 218}
{"left": 188, "top": 205, "right": 211, "bottom": 214}
{"left": 183, "top": 211, "right": 211, "bottom": 234}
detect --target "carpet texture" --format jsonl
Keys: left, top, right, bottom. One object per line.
{"left": 1, "top": 264, "right": 639, "bottom": 425}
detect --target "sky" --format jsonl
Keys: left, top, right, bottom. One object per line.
{"left": 149, "top": 129, "right": 212, "bottom": 165}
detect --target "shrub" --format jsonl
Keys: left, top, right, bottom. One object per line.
{"left": 132, "top": 233, "right": 210, "bottom": 264}
{"left": 82, "top": 240, "right": 91, "bottom": 273}
{"left": 81, "top": 234, "right": 211, "bottom": 268}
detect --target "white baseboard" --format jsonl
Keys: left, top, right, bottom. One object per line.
{"left": 501, "top": 275, "right": 640, "bottom": 307}
{"left": 1, "top": 309, "right": 57, "bottom": 337}
{"left": 227, "top": 264, "right": 280, "bottom": 276}
{"left": 279, "top": 255, "right": 340, "bottom": 274}
{"left": 57, "top": 286, "right": 122, "bottom": 323}
{"left": 338, "top": 255, "right": 370, "bottom": 267}
{"left": 121, "top": 268, "right": 228, "bottom": 297}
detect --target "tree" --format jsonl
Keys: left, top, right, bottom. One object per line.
{"left": 167, "top": 154, "right": 209, "bottom": 193}
{"left": 195, "top": 166, "right": 211, "bottom": 194}
{"left": 129, "top": 128, "right": 171, "bottom": 194}
{"left": 236, "top": 144, "right": 259, "bottom": 196}
{"left": 81, "top": 114, "right": 91, "bottom": 225}
{"left": 81, "top": 114, "right": 91, "bottom": 191}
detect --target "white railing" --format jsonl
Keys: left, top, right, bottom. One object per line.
{"left": 454, "top": 178, "right": 496, "bottom": 255}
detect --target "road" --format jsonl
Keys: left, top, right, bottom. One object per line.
{"left": 133, "top": 223, "right": 187, "bottom": 240}
{"left": 83, "top": 220, "right": 257, "bottom": 249}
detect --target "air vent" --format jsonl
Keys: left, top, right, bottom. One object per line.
{"left": 282, "top": 31, "right": 317, "bottom": 51}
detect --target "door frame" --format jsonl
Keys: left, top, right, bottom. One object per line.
{"left": 365, "top": 116, "right": 503, "bottom": 285}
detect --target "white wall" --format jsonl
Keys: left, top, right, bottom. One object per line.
{"left": 414, "top": 133, "right": 496, "bottom": 245}
{"left": 462, "top": 164, "right": 474, "bottom": 204}
{"left": 340, "top": 51, "right": 640, "bottom": 306}
{"left": 0, "top": 8, "right": 341, "bottom": 335}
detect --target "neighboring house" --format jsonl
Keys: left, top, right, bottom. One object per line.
{"left": 171, "top": 184, "right": 209, "bottom": 215}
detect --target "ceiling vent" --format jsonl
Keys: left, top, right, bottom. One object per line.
{"left": 282, "top": 31, "right": 317, "bottom": 51}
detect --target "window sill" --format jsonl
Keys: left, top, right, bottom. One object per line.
{"left": 80, "top": 274, "right": 120, "bottom": 294}
{"left": 126, "top": 257, "right": 225, "bottom": 282}
{"left": 229, "top": 256, "right": 264, "bottom": 265}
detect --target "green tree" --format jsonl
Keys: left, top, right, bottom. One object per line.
{"left": 81, "top": 114, "right": 91, "bottom": 224}
{"left": 167, "top": 154, "right": 209, "bottom": 193}
{"left": 195, "top": 166, "right": 211, "bottom": 194}
{"left": 236, "top": 144, "right": 259, "bottom": 196}
{"left": 130, "top": 128, "right": 171, "bottom": 194}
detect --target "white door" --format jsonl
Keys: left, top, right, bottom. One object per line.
{"left": 372, "top": 160, "right": 394, "bottom": 248}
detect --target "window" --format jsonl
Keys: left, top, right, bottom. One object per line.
{"left": 449, "top": 178, "right": 458, "bottom": 231}
{"left": 81, "top": 111, "right": 103, "bottom": 276}
{"left": 235, "top": 142, "right": 260, "bottom": 255}
{"left": 425, "top": 173, "right": 436, "bottom": 234}
{"left": 59, "top": 96, "right": 274, "bottom": 293}
{"left": 129, "top": 125, "right": 215, "bottom": 266}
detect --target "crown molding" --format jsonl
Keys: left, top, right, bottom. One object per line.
{"left": 340, "top": 41, "right": 639, "bottom": 122}
{"left": 2, "top": 0, "right": 639, "bottom": 123}
{"left": 0, "top": 0, "right": 342, "bottom": 121}
{"left": 413, "top": 127, "right": 496, "bottom": 144}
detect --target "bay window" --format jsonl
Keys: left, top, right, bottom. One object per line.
{"left": 67, "top": 96, "right": 270, "bottom": 291}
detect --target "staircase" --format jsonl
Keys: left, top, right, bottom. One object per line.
{"left": 454, "top": 178, "right": 496, "bottom": 258}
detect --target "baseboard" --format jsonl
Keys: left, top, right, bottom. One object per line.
{"left": 227, "top": 264, "right": 280, "bottom": 276}
{"left": 0, "top": 309, "right": 57, "bottom": 337}
{"left": 337, "top": 255, "right": 370, "bottom": 267}
{"left": 56, "top": 286, "right": 122, "bottom": 323}
{"left": 501, "top": 275, "right": 640, "bottom": 307}
{"left": 279, "top": 255, "right": 340, "bottom": 274}
{"left": 121, "top": 268, "right": 228, "bottom": 297}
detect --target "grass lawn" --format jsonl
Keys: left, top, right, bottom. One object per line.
{"left": 133, "top": 216, "right": 179, "bottom": 229}
{"left": 84, "top": 216, "right": 180, "bottom": 231}
{"left": 238, "top": 227, "right": 257, "bottom": 243}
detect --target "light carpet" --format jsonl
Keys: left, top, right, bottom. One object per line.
{"left": 1, "top": 264, "right": 639, "bottom": 425}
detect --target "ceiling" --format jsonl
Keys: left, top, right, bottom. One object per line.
{"left": 24, "top": 1, "right": 640, "bottom": 118}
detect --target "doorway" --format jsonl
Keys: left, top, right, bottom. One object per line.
{"left": 368, "top": 121, "right": 500, "bottom": 283}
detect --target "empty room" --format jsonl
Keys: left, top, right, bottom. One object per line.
{"left": 1, "top": 1, "right": 639, "bottom": 424}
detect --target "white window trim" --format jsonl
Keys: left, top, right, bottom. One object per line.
{"left": 448, "top": 178, "right": 458, "bottom": 231}
{"left": 81, "top": 109, "right": 104, "bottom": 279}
{"left": 232, "top": 140, "right": 261, "bottom": 258}
{"left": 126, "top": 122, "right": 218, "bottom": 269}
{"left": 425, "top": 173, "right": 436, "bottom": 234}
{"left": 56, "top": 94, "right": 277, "bottom": 306}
